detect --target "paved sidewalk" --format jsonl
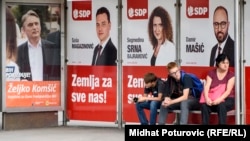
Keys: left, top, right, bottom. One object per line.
{"left": 0, "top": 125, "right": 125, "bottom": 141}
{"left": 0, "top": 111, "right": 126, "bottom": 141}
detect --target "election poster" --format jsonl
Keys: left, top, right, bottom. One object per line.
{"left": 4, "top": 3, "right": 62, "bottom": 111}
{"left": 180, "top": 0, "right": 235, "bottom": 67}
{"left": 66, "top": 0, "right": 118, "bottom": 121}
{"left": 122, "top": 0, "right": 176, "bottom": 123}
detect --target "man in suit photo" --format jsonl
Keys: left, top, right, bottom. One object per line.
{"left": 91, "top": 7, "right": 117, "bottom": 66}
{"left": 17, "top": 10, "right": 60, "bottom": 81}
{"left": 209, "top": 6, "right": 234, "bottom": 67}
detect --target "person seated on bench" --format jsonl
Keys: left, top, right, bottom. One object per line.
{"left": 158, "top": 62, "right": 201, "bottom": 125}
{"left": 134, "top": 72, "right": 165, "bottom": 125}
{"left": 200, "top": 53, "right": 235, "bottom": 125}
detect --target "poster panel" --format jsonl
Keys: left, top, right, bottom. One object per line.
{"left": 122, "top": 0, "right": 176, "bottom": 123}
{"left": 181, "top": 0, "right": 235, "bottom": 67}
{"left": 66, "top": 0, "right": 118, "bottom": 66}
{"left": 4, "top": 3, "right": 61, "bottom": 112}
{"left": 122, "top": 0, "right": 176, "bottom": 66}
{"left": 244, "top": 1, "right": 250, "bottom": 124}
{"left": 179, "top": 0, "right": 236, "bottom": 124}
{"left": 66, "top": 0, "right": 118, "bottom": 121}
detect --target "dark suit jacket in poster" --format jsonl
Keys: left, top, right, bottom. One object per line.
{"left": 47, "top": 30, "right": 60, "bottom": 49}
{"left": 209, "top": 35, "right": 235, "bottom": 67}
{"left": 17, "top": 39, "right": 61, "bottom": 81}
{"left": 91, "top": 38, "right": 117, "bottom": 66}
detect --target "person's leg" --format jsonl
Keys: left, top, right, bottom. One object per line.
{"left": 158, "top": 104, "right": 168, "bottom": 125}
{"left": 149, "top": 101, "right": 161, "bottom": 125}
{"left": 217, "top": 103, "right": 227, "bottom": 124}
{"left": 217, "top": 97, "right": 234, "bottom": 124}
{"left": 158, "top": 102, "right": 179, "bottom": 125}
{"left": 179, "top": 97, "right": 200, "bottom": 125}
{"left": 225, "top": 97, "right": 235, "bottom": 111}
{"left": 135, "top": 101, "right": 150, "bottom": 125}
{"left": 201, "top": 104, "right": 211, "bottom": 125}
{"left": 179, "top": 99, "right": 190, "bottom": 124}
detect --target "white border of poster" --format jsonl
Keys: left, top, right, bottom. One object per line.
{"left": 122, "top": 0, "right": 176, "bottom": 66}
{"left": 181, "top": 0, "right": 235, "bottom": 66}
{"left": 66, "top": 0, "right": 118, "bottom": 66}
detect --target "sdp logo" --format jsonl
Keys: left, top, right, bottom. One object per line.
{"left": 187, "top": 6, "right": 208, "bottom": 17}
{"left": 128, "top": 8, "right": 147, "bottom": 18}
{"left": 72, "top": 9, "right": 91, "bottom": 19}
{"left": 186, "top": 0, "right": 209, "bottom": 18}
{"left": 127, "top": 0, "right": 148, "bottom": 19}
{"left": 72, "top": 1, "right": 92, "bottom": 21}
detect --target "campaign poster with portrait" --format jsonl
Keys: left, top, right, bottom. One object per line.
{"left": 180, "top": 0, "right": 235, "bottom": 67}
{"left": 66, "top": 0, "right": 118, "bottom": 122}
{"left": 244, "top": 1, "right": 250, "bottom": 124}
{"left": 4, "top": 3, "right": 62, "bottom": 112}
{"left": 122, "top": 0, "right": 176, "bottom": 66}
{"left": 180, "top": 0, "right": 236, "bottom": 124}
{"left": 122, "top": 0, "right": 176, "bottom": 123}
{"left": 66, "top": 0, "right": 118, "bottom": 66}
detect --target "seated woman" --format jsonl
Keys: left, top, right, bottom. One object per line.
{"left": 200, "top": 53, "right": 235, "bottom": 124}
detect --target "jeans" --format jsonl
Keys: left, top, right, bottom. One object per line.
{"left": 201, "top": 97, "right": 235, "bottom": 125}
{"left": 135, "top": 100, "right": 161, "bottom": 125}
{"left": 158, "top": 96, "right": 200, "bottom": 125}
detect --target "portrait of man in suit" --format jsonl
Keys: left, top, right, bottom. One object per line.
{"left": 17, "top": 10, "right": 60, "bottom": 81}
{"left": 209, "top": 6, "right": 234, "bottom": 67}
{"left": 91, "top": 7, "right": 117, "bottom": 66}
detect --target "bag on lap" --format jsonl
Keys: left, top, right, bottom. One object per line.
{"left": 199, "top": 84, "right": 226, "bottom": 103}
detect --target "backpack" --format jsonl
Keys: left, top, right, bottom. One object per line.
{"left": 180, "top": 71, "right": 204, "bottom": 98}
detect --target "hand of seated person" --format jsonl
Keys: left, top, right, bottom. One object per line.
{"left": 211, "top": 97, "right": 224, "bottom": 105}
{"left": 205, "top": 97, "right": 213, "bottom": 106}
{"left": 162, "top": 97, "right": 171, "bottom": 107}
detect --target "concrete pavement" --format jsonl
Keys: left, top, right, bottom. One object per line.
{"left": 0, "top": 112, "right": 125, "bottom": 141}
{"left": 0, "top": 126, "right": 125, "bottom": 141}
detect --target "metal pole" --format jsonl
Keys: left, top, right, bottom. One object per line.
{"left": 239, "top": 0, "right": 246, "bottom": 125}
{"left": 62, "top": 0, "right": 68, "bottom": 126}
{"left": 175, "top": 0, "right": 181, "bottom": 65}
{"left": 234, "top": 0, "right": 241, "bottom": 125}
{"left": 116, "top": 0, "right": 123, "bottom": 129}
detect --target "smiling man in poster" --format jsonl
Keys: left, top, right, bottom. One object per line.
{"left": 209, "top": 6, "right": 234, "bottom": 67}
{"left": 91, "top": 7, "right": 117, "bottom": 66}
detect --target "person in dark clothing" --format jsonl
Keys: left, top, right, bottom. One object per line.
{"left": 91, "top": 7, "right": 117, "bottom": 66}
{"left": 158, "top": 62, "right": 201, "bottom": 125}
{"left": 17, "top": 10, "right": 60, "bottom": 81}
{"left": 201, "top": 54, "right": 235, "bottom": 124}
{"left": 134, "top": 72, "right": 165, "bottom": 125}
{"left": 209, "top": 6, "right": 234, "bottom": 67}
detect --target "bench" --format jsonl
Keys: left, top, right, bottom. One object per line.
{"left": 157, "top": 109, "right": 235, "bottom": 124}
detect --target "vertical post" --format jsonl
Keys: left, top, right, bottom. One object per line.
{"left": 116, "top": 0, "right": 123, "bottom": 129}
{"left": 234, "top": 0, "right": 242, "bottom": 124}
{"left": 63, "top": 0, "right": 68, "bottom": 126}
{"left": 0, "top": 1, "right": 3, "bottom": 130}
{"left": 238, "top": 0, "right": 246, "bottom": 125}
{"left": 175, "top": 0, "right": 182, "bottom": 66}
